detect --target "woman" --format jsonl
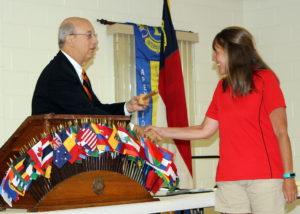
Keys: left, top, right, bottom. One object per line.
{"left": 146, "top": 26, "right": 297, "bottom": 214}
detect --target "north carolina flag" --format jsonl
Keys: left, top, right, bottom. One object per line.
{"left": 157, "top": 0, "right": 193, "bottom": 188}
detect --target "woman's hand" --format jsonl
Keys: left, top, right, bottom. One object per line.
{"left": 132, "top": 125, "right": 164, "bottom": 142}
{"left": 145, "top": 126, "right": 165, "bottom": 141}
{"left": 283, "top": 179, "right": 298, "bottom": 203}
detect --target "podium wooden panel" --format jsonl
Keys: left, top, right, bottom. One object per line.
{"left": 0, "top": 114, "right": 157, "bottom": 212}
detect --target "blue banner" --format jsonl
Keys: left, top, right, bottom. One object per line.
{"left": 133, "top": 24, "right": 161, "bottom": 126}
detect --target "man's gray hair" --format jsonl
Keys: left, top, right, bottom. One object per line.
{"left": 58, "top": 21, "right": 75, "bottom": 48}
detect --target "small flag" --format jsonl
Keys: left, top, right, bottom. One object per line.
{"left": 108, "top": 125, "right": 120, "bottom": 151}
{"left": 77, "top": 127, "right": 97, "bottom": 151}
{"left": 53, "top": 145, "right": 71, "bottom": 168}
{"left": 0, "top": 168, "right": 17, "bottom": 206}
{"left": 27, "top": 135, "right": 53, "bottom": 174}
{"left": 51, "top": 132, "right": 62, "bottom": 150}
{"left": 117, "top": 127, "right": 140, "bottom": 157}
{"left": 61, "top": 127, "right": 83, "bottom": 163}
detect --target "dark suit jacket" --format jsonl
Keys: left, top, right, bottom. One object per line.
{"left": 32, "top": 51, "right": 125, "bottom": 115}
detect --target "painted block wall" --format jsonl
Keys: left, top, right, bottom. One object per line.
{"left": 0, "top": 1, "right": 299, "bottom": 212}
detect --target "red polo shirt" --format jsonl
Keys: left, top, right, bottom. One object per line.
{"left": 206, "top": 69, "right": 286, "bottom": 181}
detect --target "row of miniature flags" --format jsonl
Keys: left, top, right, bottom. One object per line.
{"left": 0, "top": 122, "right": 179, "bottom": 207}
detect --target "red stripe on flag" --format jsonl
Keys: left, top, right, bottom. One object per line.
{"left": 159, "top": 0, "right": 192, "bottom": 175}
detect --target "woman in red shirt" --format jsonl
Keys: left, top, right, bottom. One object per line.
{"left": 146, "top": 26, "right": 297, "bottom": 214}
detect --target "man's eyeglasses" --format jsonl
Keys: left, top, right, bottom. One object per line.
{"left": 69, "top": 32, "right": 97, "bottom": 39}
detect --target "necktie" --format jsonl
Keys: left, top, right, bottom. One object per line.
{"left": 81, "top": 70, "right": 93, "bottom": 101}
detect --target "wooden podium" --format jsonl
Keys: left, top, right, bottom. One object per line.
{"left": 0, "top": 114, "right": 156, "bottom": 212}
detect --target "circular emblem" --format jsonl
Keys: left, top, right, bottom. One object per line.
{"left": 92, "top": 176, "right": 105, "bottom": 195}
{"left": 138, "top": 25, "right": 161, "bottom": 54}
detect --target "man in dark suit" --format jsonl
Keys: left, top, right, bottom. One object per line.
{"left": 32, "top": 17, "right": 148, "bottom": 115}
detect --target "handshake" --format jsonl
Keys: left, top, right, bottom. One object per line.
{"left": 133, "top": 124, "right": 165, "bottom": 142}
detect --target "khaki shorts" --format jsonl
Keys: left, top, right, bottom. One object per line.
{"left": 215, "top": 179, "right": 285, "bottom": 214}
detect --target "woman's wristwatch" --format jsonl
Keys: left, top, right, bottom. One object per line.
{"left": 283, "top": 172, "right": 296, "bottom": 179}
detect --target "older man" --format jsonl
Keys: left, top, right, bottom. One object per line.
{"left": 32, "top": 17, "right": 147, "bottom": 115}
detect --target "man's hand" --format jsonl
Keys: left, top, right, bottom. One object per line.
{"left": 131, "top": 124, "right": 162, "bottom": 142}
{"left": 126, "top": 91, "right": 157, "bottom": 113}
{"left": 137, "top": 91, "right": 157, "bottom": 106}
{"left": 133, "top": 125, "right": 145, "bottom": 137}
{"left": 145, "top": 126, "right": 164, "bottom": 141}
{"left": 125, "top": 96, "right": 148, "bottom": 113}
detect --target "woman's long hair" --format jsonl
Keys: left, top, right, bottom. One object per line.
{"left": 212, "top": 26, "right": 270, "bottom": 96}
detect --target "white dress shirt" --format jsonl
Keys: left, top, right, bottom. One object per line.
{"left": 61, "top": 51, "right": 130, "bottom": 115}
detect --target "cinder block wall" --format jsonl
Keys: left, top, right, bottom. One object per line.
{"left": 243, "top": 1, "right": 300, "bottom": 213}
{"left": 244, "top": 0, "right": 300, "bottom": 175}
{"left": 0, "top": 2, "right": 299, "bottom": 213}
